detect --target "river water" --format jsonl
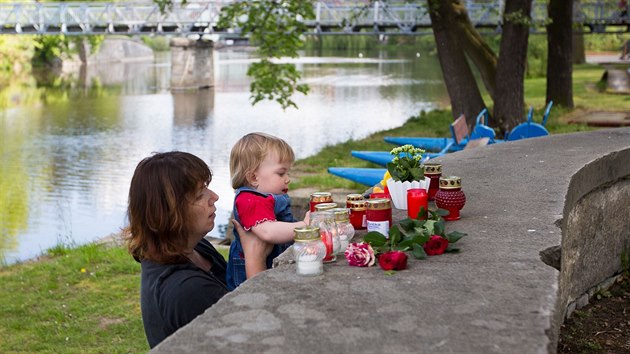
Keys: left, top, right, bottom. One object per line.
{"left": 0, "top": 47, "right": 447, "bottom": 265}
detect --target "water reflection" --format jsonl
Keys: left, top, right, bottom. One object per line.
{"left": 172, "top": 89, "right": 215, "bottom": 127}
{"left": 0, "top": 48, "right": 447, "bottom": 265}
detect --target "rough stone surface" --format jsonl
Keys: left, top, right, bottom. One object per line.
{"left": 558, "top": 178, "right": 630, "bottom": 322}
{"left": 154, "top": 128, "right": 630, "bottom": 354}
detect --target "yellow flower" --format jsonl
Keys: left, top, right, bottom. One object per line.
{"left": 380, "top": 171, "right": 392, "bottom": 186}
{"left": 80, "top": 268, "right": 87, "bottom": 273}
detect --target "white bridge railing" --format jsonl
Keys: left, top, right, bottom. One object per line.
{"left": 0, "top": 1, "right": 627, "bottom": 35}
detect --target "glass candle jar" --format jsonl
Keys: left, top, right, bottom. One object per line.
{"left": 293, "top": 226, "right": 326, "bottom": 276}
{"left": 424, "top": 163, "right": 442, "bottom": 201}
{"left": 434, "top": 176, "right": 466, "bottom": 221}
{"left": 346, "top": 193, "right": 364, "bottom": 208}
{"left": 309, "top": 192, "right": 333, "bottom": 212}
{"left": 407, "top": 188, "right": 428, "bottom": 220}
{"left": 332, "top": 208, "right": 355, "bottom": 255}
{"left": 349, "top": 200, "right": 367, "bottom": 230}
{"left": 366, "top": 198, "right": 392, "bottom": 238}
{"left": 314, "top": 202, "right": 338, "bottom": 212}
{"left": 309, "top": 211, "right": 339, "bottom": 263}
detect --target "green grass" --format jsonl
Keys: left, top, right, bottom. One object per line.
{"left": 2, "top": 60, "right": 628, "bottom": 353}
{"left": 0, "top": 242, "right": 230, "bottom": 353}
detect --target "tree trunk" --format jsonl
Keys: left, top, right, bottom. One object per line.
{"left": 450, "top": 1, "right": 498, "bottom": 101}
{"left": 547, "top": 0, "right": 574, "bottom": 108}
{"left": 428, "top": 0, "right": 486, "bottom": 128}
{"left": 572, "top": 0, "right": 586, "bottom": 64}
{"left": 493, "top": 0, "right": 532, "bottom": 135}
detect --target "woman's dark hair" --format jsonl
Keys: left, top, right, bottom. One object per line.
{"left": 126, "top": 151, "right": 211, "bottom": 263}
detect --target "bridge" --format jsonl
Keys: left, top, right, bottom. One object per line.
{"left": 0, "top": 0, "right": 628, "bottom": 36}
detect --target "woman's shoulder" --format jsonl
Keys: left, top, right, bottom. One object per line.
{"left": 142, "top": 260, "right": 226, "bottom": 297}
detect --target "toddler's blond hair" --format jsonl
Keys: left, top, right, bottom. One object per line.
{"left": 230, "top": 132, "right": 295, "bottom": 189}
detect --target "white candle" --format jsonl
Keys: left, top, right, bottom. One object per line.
{"left": 296, "top": 254, "right": 323, "bottom": 276}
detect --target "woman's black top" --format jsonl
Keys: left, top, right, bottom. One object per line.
{"left": 140, "top": 238, "right": 228, "bottom": 348}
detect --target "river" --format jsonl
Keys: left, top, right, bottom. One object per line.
{"left": 0, "top": 47, "right": 447, "bottom": 265}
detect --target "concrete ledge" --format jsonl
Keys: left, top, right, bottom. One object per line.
{"left": 154, "top": 128, "right": 630, "bottom": 353}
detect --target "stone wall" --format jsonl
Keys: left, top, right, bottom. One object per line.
{"left": 154, "top": 128, "right": 630, "bottom": 354}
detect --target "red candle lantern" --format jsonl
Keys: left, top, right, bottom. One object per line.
{"left": 434, "top": 176, "right": 466, "bottom": 221}
{"left": 423, "top": 163, "right": 442, "bottom": 201}
{"left": 309, "top": 192, "right": 333, "bottom": 212}
{"left": 349, "top": 200, "right": 367, "bottom": 230}
{"left": 366, "top": 198, "right": 392, "bottom": 238}
{"left": 346, "top": 193, "right": 364, "bottom": 208}
{"left": 407, "top": 188, "right": 428, "bottom": 220}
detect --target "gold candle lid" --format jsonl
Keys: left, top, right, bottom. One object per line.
{"left": 294, "top": 226, "right": 320, "bottom": 242}
{"left": 346, "top": 193, "right": 364, "bottom": 202}
{"left": 349, "top": 200, "right": 366, "bottom": 211}
{"left": 424, "top": 163, "right": 442, "bottom": 175}
{"left": 439, "top": 176, "right": 462, "bottom": 189}
{"left": 314, "top": 202, "right": 338, "bottom": 211}
{"left": 310, "top": 192, "right": 332, "bottom": 203}
{"left": 366, "top": 198, "right": 391, "bottom": 210}
{"left": 331, "top": 208, "right": 350, "bottom": 222}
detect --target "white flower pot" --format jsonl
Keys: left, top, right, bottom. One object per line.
{"left": 386, "top": 178, "right": 430, "bottom": 210}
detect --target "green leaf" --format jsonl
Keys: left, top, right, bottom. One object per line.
{"left": 436, "top": 208, "right": 450, "bottom": 217}
{"left": 445, "top": 245, "right": 460, "bottom": 253}
{"left": 384, "top": 270, "right": 396, "bottom": 276}
{"left": 412, "top": 243, "right": 427, "bottom": 259}
{"left": 445, "top": 231, "right": 467, "bottom": 244}
{"left": 397, "top": 238, "right": 414, "bottom": 250}
{"left": 389, "top": 226, "right": 401, "bottom": 249}
{"left": 434, "top": 219, "right": 445, "bottom": 236}
{"left": 414, "top": 233, "right": 430, "bottom": 246}
{"left": 398, "top": 217, "right": 416, "bottom": 231}
{"left": 423, "top": 220, "right": 436, "bottom": 236}
{"left": 363, "top": 231, "right": 387, "bottom": 247}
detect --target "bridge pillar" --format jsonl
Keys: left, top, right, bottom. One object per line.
{"left": 169, "top": 38, "right": 214, "bottom": 90}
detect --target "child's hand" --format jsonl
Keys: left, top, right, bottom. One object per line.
{"left": 302, "top": 211, "right": 311, "bottom": 226}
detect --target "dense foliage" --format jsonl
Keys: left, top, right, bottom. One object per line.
{"left": 218, "top": 0, "right": 314, "bottom": 109}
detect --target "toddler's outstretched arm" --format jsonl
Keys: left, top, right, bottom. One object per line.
{"left": 251, "top": 211, "right": 311, "bottom": 244}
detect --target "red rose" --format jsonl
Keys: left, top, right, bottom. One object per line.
{"left": 378, "top": 251, "right": 408, "bottom": 271}
{"left": 424, "top": 235, "right": 449, "bottom": 256}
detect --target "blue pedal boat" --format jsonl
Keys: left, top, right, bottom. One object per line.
{"left": 383, "top": 136, "right": 466, "bottom": 153}
{"left": 351, "top": 150, "right": 438, "bottom": 167}
{"left": 327, "top": 167, "right": 386, "bottom": 186}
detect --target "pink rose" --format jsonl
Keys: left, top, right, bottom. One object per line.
{"left": 423, "top": 235, "right": 449, "bottom": 256}
{"left": 344, "top": 243, "right": 376, "bottom": 267}
{"left": 378, "top": 251, "right": 408, "bottom": 271}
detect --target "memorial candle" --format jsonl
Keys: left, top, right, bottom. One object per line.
{"left": 407, "top": 188, "right": 428, "bottom": 220}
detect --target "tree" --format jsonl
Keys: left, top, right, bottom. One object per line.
{"left": 546, "top": 0, "right": 574, "bottom": 108}
{"left": 572, "top": 0, "right": 586, "bottom": 64}
{"left": 217, "top": 0, "right": 314, "bottom": 109}
{"left": 492, "top": 0, "right": 533, "bottom": 133}
{"left": 427, "top": 0, "right": 486, "bottom": 127}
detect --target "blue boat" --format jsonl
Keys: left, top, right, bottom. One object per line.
{"left": 351, "top": 150, "right": 439, "bottom": 167}
{"left": 327, "top": 167, "right": 386, "bottom": 186}
{"left": 383, "top": 136, "right": 466, "bottom": 153}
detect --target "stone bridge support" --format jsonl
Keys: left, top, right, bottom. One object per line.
{"left": 170, "top": 38, "right": 214, "bottom": 90}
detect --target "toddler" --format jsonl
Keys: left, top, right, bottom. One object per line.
{"left": 227, "top": 132, "right": 309, "bottom": 290}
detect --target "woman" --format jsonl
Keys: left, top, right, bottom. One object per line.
{"left": 126, "top": 151, "right": 271, "bottom": 348}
